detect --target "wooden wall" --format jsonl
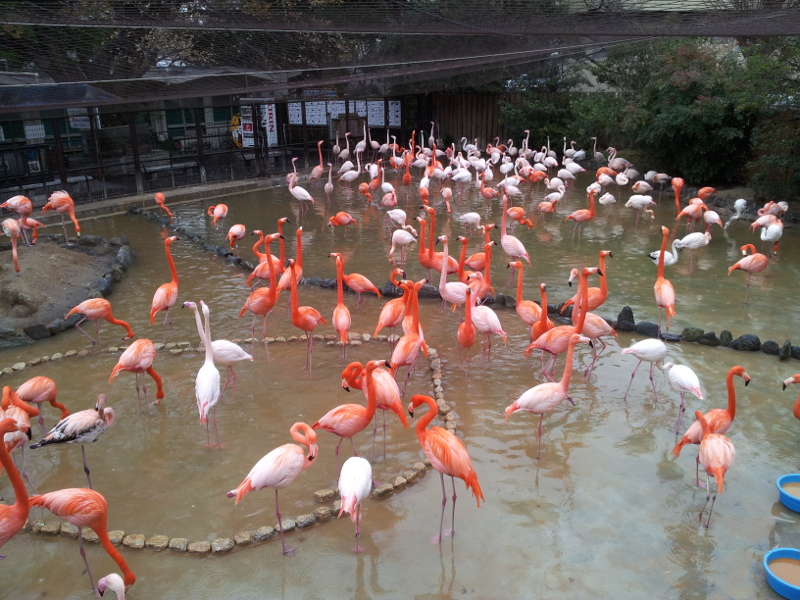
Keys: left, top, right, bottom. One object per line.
{"left": 431, "top": 92, "right": 523, "bottom": 150}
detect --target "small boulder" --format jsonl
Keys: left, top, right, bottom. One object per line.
{"left": 780, "top": 340, "right": 793, "bottom": 361}
{"left": 188, "top": 541, "right": 211, "bottom": 555}
{"left": 314, "top": 507, "right": 332, "bottom": 521}
{"left": 254, "top": 526, "right": 276, "bottom": 541}
{"left": 680, "top": 327, "right": 704, "bottom": 343}
{"left": 23, "top": 323, "right": 51, "bottom": 340}
{"left": 731, "top": 334, "right": 761, "bottom": 352}
{"left": 494, "top": 293, "right": 506, "bottom": 307}
{"left": 418, "top": 283, "right": 440, "bottom": 299}
{"left": 296, "top": 514, "right": 316, "bottom": 528}
{"left": 372, "top": 483, "right": 394, "bottom": 499}
{"left": 504, "top": 295, "right": 516, "bottom": 309}
{"left": 211, "top": 538, "right": 234, "bottom": 553}
{"left": 761, "top": 340, "right": 780, "bottom": 355}
{"left": 122, "top": 534, "right": 145, "bottom": 549}
{"left": 145, "top": 535, "right": 170, "bottom": 551}
{"left": 720, "top": 330, "right": 733, "bottom": 347}
{"left": 660, "top": 332, "right": 681, "bottom": 343}
{"left": 275, "top": 518, "right": 296, "bottom": 532}
{"left": 634, "top": 321, "right": 659, "bottom": 338}
{"left": 234, "top": 531, "right": 254, "bottom": 546}
{"left": 698, "top": 332, "right": 721, "bottom": 347}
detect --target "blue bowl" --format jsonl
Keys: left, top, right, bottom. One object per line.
{"left": 765, "top": 548, "right": 800, "bottom": 600}
{"left": 777, "top": 475, "right": 800, "bottom": 513}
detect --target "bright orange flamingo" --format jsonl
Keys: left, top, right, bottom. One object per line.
{"left": 421, "top": 206, "right": 458, "bottom": 275}
{"left": 149, "top": 235, "right": 179, "bottom": 335}
{"left": 407, "top": 394, "right": 484, "bottom": 544}
{"left": 226, "top": 224, "right": 246, "bottom": 249}
{"left": 698, "top": 186, "right": 717, "bottom": 200}
{"left": 207, "top": 203, "right": 228, "bottom": 227}
{"left": 391, "top": 281, "right": 429, "bottom": 392}
{"left": 0, "top": 417, "right": 30, "bottom": 558}
{"left": 109, "top": 338, "right": 164, "bottom": 410}
{"left": 506, "top": 205, "right": 533, "bottom": 229}
{"left": 458, "top": 287, "right": 477, "bottom": 373}
{"left": 41, "top": 190, "right": 80, "bottom": 242}
{"left": 509, "top": 260, "right": 542, "bottom": 331}
{"left": 728, "top": 243, "right": 768, "bottom": 303}
{"left": 564, "top": 189, "right": 596, "bottom": 238}
{"left": 0, "top": 387, "right": 38, "bottom": 492}
{"left": 567, "top": 267, "right": 617, "bottom": 376}
{"left": 330, "top": 253, "right": 351, "bottom": 358}
{"left": 341, "top": 361, "right": 409, "bottom": 459}
{"left": 2, "top": 218, "right": 21, "bottom": 272}
{"left": 654, "top": 226, "right": 676, "bottom": 335}
{"left": 227, "top": 422, "right": 318, "bottom": 556}
{"left": 466, "top": 241, "right": 497, "bottom": 304}
{"left": 314, "top": 359, "right": 383, "bottom": 474}
{"left": 29, "top": 488, "right": 136, "bottom": 592}
{"left": 277, "top": 227, "right": 304, "bottom": 294}
{"left": 693, "top": 410, "right": 735, "bottom": 528}
{"left": 0, "top": 195, "right": 33, "bottom": 245}
{"left": 671, "top": 177, "right": 685, "bottom": 213}
{"left": 479, "top": 172, "right": 500, "bottom": 200}
{"left": 373, "top": 268, "right": 408, "bottom": 341}
{"left": 153, "top": 192, "right": 173, "bottom": 220}
{"left": 309, "top": 140, "right": 325, "bottom": 182}
{"left": 66, "top": 298, "right": 134, "bottom": 345}
{"left": 531, "top": 283, "right": 554, "bottom": 342}
{"left": 676, "top": 199, "right": 708, "bottom": 233}
{"left": 239, "top": 233, "right": 282, "bottom": 356}
{"left": 328, "top": 212, "right": 359, "bottom": 239}
{"left": 464, "top": 224, "right": 496, "bottom": 272}
{"left": 30, "top": 394, "right": 114, "bottom": 489}
{"left": 288, "top": 259, "right": 326, "bottom": 373}
{"left": 247, "top": 218, "right": 290, "bottom": 287}
{"left": 784, "top": 374, "right": 800, "bottom": 420}
{"left": 341, "top": 260, "right": 382, "bottom": 309}
{"left": 250, "top": 229, "right": 267, "bottom": 264}
{"left": 505, "top": 333, "right": 592, "bottom": 459}
{"left": 673, "top": 366, "right": 749, "bottom": 487}
{"left": 15, "top": 376, "right": 67, "bottom": 435}
{"left": 560, "top": 250, "right": 613, "bottom": 314}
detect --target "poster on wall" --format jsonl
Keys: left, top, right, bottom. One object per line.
{"left": 236, "top": 104, "right": 278, "bottom": 148}
{"left": 348, "top": 100, "right": 367, "bottom": 117}
{"left": 367, "top": 101, "right": 385, "bottom": 127}
{"left": 305, "top": 101, "right": 328, "bottom": 125}
{"left": 288, "top": 102, "right": 302, "bottom": 125}
{"left": 327, "top": 100, "right": 345, "bottom": 119}
{"left": 261, "top": 104, "right": 278, "bottom": 146}
{"left": 388, "top": 101, "right": 402, "bottom": 127}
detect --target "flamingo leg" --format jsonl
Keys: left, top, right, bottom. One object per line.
{"left": 73, "top": 317, "right": 96, "bottom": 345}
{"left": 275, "top": 489, "right": 295, "bottom": 556}
{"left": 372, "top": 413, "right": 378, "bottom": 462}
{"left": 262, "top": 315, "right": 270, "bottom": 361}
{"left": 95, "top": 320, "right": 101, "bottom": 345}
{"left": 77, "top": 527, "right": 97, "bottom": 593}
{"left": 382, "top": 411, "right": 387, "bottom": 460}
{"left": 37, "top": 411, "right": 47, "bottom": 437}
{"left": 695, "top": 454, "right": 704, "bottom": 488}
{"left": 250, "top": 315, "right": 257, "bottom": 355}
{"left": 213, "top": 405, "right": 221, "bottom": 448}
{"left": 445, "top": 476, "right": 457, "bottom": 537}
{"left": 305, "top": 332, "right": 313, "bottom": 374}
{"left": 60, "top": 213, "right": 71, "bottom": 245}
{"left": 623, "top": 360, "right": 642, "bottom": 400}
{"left": 674, "top": 392, "right": 687, "bottom": 434}
{"left": 649, "top": 362, "right": 662, "bottom": 403}
{"left": 537, "top": 414, "right": 544, "bottom": 460}
{"left": 431, "top": 472, "right": 447, "bottom": 544}
{"left": 352, "top": 505, "right": 364, "bottom": 553}
{"left": 744, "top": 272, "right": 752, "bottom": 303}
{"left": 349, "top": 436, "right": 359, "bottom": 458}
{"left": 133, "top": 372, "right": 143, "bottom": 412}
{"left": 220, "top": 368, "right": 231, "bottom": 399}
{"left": 163, "top": 307, "right": 176, "bottom": 336}
{"left": 705, "top": 493, "right": 718, "bottom": 528}
{"left": 334, "top": 438, "right": 343, "bottom": 479}
{"left": 81, "top": 444, "right": 93, "bottom": 489}
{"left": 14, "top": 447, "right": 37, "bottom": 494}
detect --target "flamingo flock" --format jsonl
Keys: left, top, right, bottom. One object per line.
{"left": 0, "top": 129, "right": 796, "bottom": 599}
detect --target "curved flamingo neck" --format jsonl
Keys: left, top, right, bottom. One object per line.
{"left": 573, "top": 271, "right": 589, "bottom": 332}
{"left": 501, "top": 195, "right": 508, "bottom": 236}
{"left": 265, "top": 237, "right": 278, "bottom": 299}
{"left": 538, "top": 287, "right": 549, "bottom": 328}
{"left": 202, "top": 307, "right": 214, "bottom": 364}
{"left": 742, "top": 244, "right": 756, "bottom": 255}
{"left": 295, "top": 231, "right": 303, "bottom": 267}
{"left": 427, "top": 212, "right": 436, "bottom": 260}
{"left": 96, "top": 526, "right": 136, "bottom": 587}
{"left": 0, "top": 426, "right": 28, "bottom": 517}
{"left": 252, "top": 232, "right": 266, "bottom": 262}
{"left": 277, "top": 221, "right": 287, "bottom": 264}
{"left": 289, "top": 263, "right": 300, "bottom": 317}
{"left": 417, "top": 220, "right": 427, "bottom": 261}
{"left": 364, "top": 366, "right": 379, "bottom": 421}
{"left": 458, "top": 239, "right": 468, "bottom": 282}
{"left": 145, "top": 367, "right": 164, "bottom": 398}
{"left": 559, "top": 338, "right": 580, "bottom": 391}
{"left": 165, "top": 241, "right": 178, "bottom": 286}
{"left": 725, "top": 370, "right": 738, "bottom": 420}
{"left": 413, "top": 396, "right": 438, "bottom": 442}
{"left": 794, "top": 397, "right": 800, "bottom": 421}
{"left": 335, "top": 258, "right": 345, "bottom": 305}
{"left": 438, "top": 239, "right": 450, "bottom": 290}
{"left": 598, "top": 254, "right": 608, "bottom": 299}
{"left": 484, "top": 244, "right": 493, "bottom": 284}
{"left": 588, "top": 192, "right": 596, "bottom": 219}
{"left": 411, "top": 283, "right": 421, "bottom": 332}
{"left": 657, "top": 229, "right": 669, "bottom": 279}
{"left": 107, "top": 317, "right": 134, "bottom": 339}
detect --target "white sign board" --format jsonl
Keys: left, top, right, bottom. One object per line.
{"left": 388, "top": 101, "right": 402, "bottom": 127}
{"left": 349, "top": 101, "right": 367, "bottom": 117}
{"left": 24, "top": 120, "right": 46, "bottom": 141}
{"left": 67, "top": 108, "right": 92, "bottom": 130}
{"left": 367, "top": 101, "right": 385, "bottom": 127}
{"left": 260, "top": 104, "right": 278, "bottom": 146}
{"left": 327, "top": 100, "right": 345, "bottom": 119}
{"left": 305, "top": 101, "right": 328, "bottom": 126}
{"left": 288, "top": 102, "right": 302, "bottom": 125}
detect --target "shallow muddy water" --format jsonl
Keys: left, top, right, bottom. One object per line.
{"left": 2, "top": 170, "right": 800, "bottom": 599}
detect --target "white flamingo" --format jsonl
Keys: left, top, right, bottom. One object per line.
{"left": 621, "top": 339, "right": 668, "bottom": 401}
{"left": 658, "top": 362, "right": 703, "bottom": 434}
{"left": 337, "top": 456, "right": 373, "bottom": 553}
{"left": 195, "top": 301, "right": 221, "bottom": 447}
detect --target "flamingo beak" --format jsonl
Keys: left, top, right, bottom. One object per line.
{"left": 783, "top": 382, "right": 788, "bottom": 391}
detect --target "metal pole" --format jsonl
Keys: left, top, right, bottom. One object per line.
{"left": 194, "top": 107, "right": 205, "bottom": 184}
{"left": 88, "top": 109, "right": 107, "bottom": 200}
{"left": 128, "top": 112, "right": 143, "bottom": 194}
{"left": 301, "top": 100, "right": 309, "bottom": 170}
{"left": 51, "top": 117, "right": 69, "bottom": 191}
{"left": 258, "top": 104, "right": 270, "bottom": 177}
{"left": 252, "top": 103, "right": 263, "bottom": 178}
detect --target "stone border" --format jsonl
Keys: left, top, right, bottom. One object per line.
{"left": 18, "top": 345, "right": 449, "bottom": 555}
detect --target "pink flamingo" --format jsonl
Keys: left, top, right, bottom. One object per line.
{"left": 564, "top": 189, "right": 597, "bottom": 239}
{"left": 337, "top": 456, "right": 373, "bottom": 553}
{"left": 41, "top": 190, "right": 80, "bottom": 242}
{"left": 108, "top": 339, "right": 165, "bottom": 411}
{"left": 0, "top": 387, "right": 39, "bottom": 492}
{"left": 66, "top": 298, "right": 135, "bottom": 345}
{"left": 226, "top": 224, "right": 246, "bottom": 249}
{"left": 153, "top": 192, "right": 173, "bottom": 220}
{"left": 330, "top": 252, "right": 352, "bottom": 358}
{"left": 149, "top": 236, "right": 179, "bottom": 336}
{"left": 728, "top": 243, "right": 768, "bottom": 303}
{"left": 694, "top": 410, "right": 735, "bottom": 528}
{"left": 288, "top": 259, "right": 327, "bottom": 373}
{"left": 2, "top": 218, "right": 21, "bottom": 272}
{"left": 0, "top": 417, "right": 30, "bottom": 558}
{"left": 207, "top": 203, "right": 228, "bottom": 227}
{"left": 500, "top": 194, "right": 531, "bottom": 285}
{"left": 15, "top": 376, "right": 68, "bottom": 435}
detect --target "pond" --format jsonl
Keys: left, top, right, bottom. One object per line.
{"left": 2, "top": 168, "right": 799, "bottom": 600}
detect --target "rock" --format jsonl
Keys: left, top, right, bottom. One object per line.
{"left": 351, "top": 340, "right": 362, "bottom": 347}
{"left": 203, "top": 243, "right": 217, "bottom": 253}
{"left": 314, "top": 507, "right": 332, "bottom": 521}
{"left": 177, "top": 341, "right": 191, "bottom": 348}
{"left": 109, "top": 530, "right": 125, "bottom": 545}
{"left": 242, "top": 261, "right": 254, "bottom": 271}
{"left": 95, "top": 275, "right": 114, "bottom": 296}
{"left": 287, "top": 336, "right": 298, "bottom": 342}
{"left": 731, "top": 334, "right": 761, "bottom": 352}
{"left": 720, "top": 330, "right": 733, "bottom": 347}
{"left": 362, "top": 333, "right": 371, "bottom": 342}
{"left": 372, "top": 483, "right": 394, "bottom": 499}
{"left": 680, "top": 327, "right": 704, "bottom": 343}
{"left": 50, "top": 353, "right": 64, "bottom": 360}
{"left": 77, "top": 350, "right": 89, "bottom": 357}
{"left": 165, "top": 342, "right": 177, "bottom": 349}
{"left": 438, "top": 403, "right": 451, "bottom": 416}
{"left": 792, "top": 346, "right": 800, "bottom": 360}
{"left": 418, "top": 284, "right": 440, "bottom": 298}
{"left": 23, "top": 323, "right": 50, "bottom": 340}
{"left": 169, "top": 537, "right": 189, "bottom": 552}
{"left": 494, "top": 293, "right": 506, "bottom": 307}
{"left": 254, "top": 526, "right": 276, "bottom": 541}
{"left": 0, "top": 326, "right": 30, "bottom": 350}
{"left": 275, "top": 518, "right": 296, "bottom": 532}
{"left": 698, "top": 332, "right": 721, "bottom": 347}
{"left": 504, "top": 295, "right": 516, "bottom": 309}
{"left": 347, "top": 332, "right": 362, "bottom": 341}
{"left": 169, "top": 349, "right": 183, "bottom": 355}
{"left": 226, "top": 256, "right": 242, "bottom": 265}
{"left": 560, "top": 305, "right": 574, "bottom": 319}
{"left": 634, "top": 321, "right": 659, "bottom": 338}
{"left": 296, "top": 514, "right": 316, "bottom": 528}
{"left": 64, "top": 350, "right": 77, "bottom": 358}
{"left": 762, "top": 340, "right": 780, "bottom": 355}
{"left": 275, "top": 336, "right": 286, "bottom": 343}
{"left": 616, "top": 307, "right": 635, "bottom": 331}
{"left": 109, "top": 264, "right": 126, "bottom": 282}
{"left": 216, "top": 246, "right": 230, "bottom": 257}
{"left": 393, "top": 476, "right": 408, "bottom": 490}
{"left": 387, "top": 334, "right": 400, "bottom": 344}
{"left": 333, "top": 500, "right": 341, "bottom": 512}
{"left": 39, "top": 521, "right": 61, "bottom": 535}
{"left": 145, "top": 535, "right": 170, "bottom": 551}
{"left": 211, "top": 538, "right": 234, "bottom": 553}
{"left": 107, "top": 347, "right": 119, "bottom": 353}
{"left": 660, "top": 332, "right": 681, "bottom": 342}
{"left": 375, "top": 335, "right": 387, "bottom": 342}
{"left": 188, "top": 541, "right": 211, "bottom": 555}
{"left": 77, "top": 234, "right": 103, "bottom": 246}
{"left": 60, "top": 522, "right": 79, "bottom": 538}
{"left": 11, "top": 362, "right": 25, "bottom": 371}
{"left": 404, "top": 469, "right": 419, "bottom": 484}
{"left": 154, "top": 342, "right": 165, "bottom": 350}
{"left": 47, "top": 319, "right": 63, "bottom": 336}
{"left": 413, "top": 461, "right": 428, "bottom": 475}
{"left": 234, "top": 531, "right": 254, "bottom": 546}
{"left": 423, "top": 457, "right": 432, "bottom": 467}
{"left": 122, "top": 534, "right": 145, "bottom": 549}
{"left": 116, "top": 246, "right": 135, "bottom": 268}
{"left": 781, "top": 340, "right": 794, "bottom": 360}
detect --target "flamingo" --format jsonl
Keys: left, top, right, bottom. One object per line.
{"left": 466, "top": 241, "right": 497, "bottom": 303}
{"left": 676, "top": 201, "right": 708, "bottom": 232}
{"left": 783, "top": 374, "right": 800, "bottom": 420}
{"left": 330, "top": 253, "right": 352, "bottom": 358}
{"left": 625, "top": 195, "right": 656, "bottom": 224}
{"left": 564, "top": 189, "right": 596, "bottom": 238}
{"left": 314, "top": 359, "right": 384, "bottom": 474}
{"left": 324, "top": 163, "right": 334, "bottom": 197}
{"left": 407, "top": 394, "right": 484, "bottom": 544}
{"left": 373, "top": 268, "right": 408, "bottom": 341}
{"left": 458, "top": 287, "right": 478, "bottom": 372}
{"left": 420, "top": 206, "right": 459, "bottom": 275}
{"left": 509, "top": 260, "right": 542, "bottom": 333}
{"left": 341, "top": 360, "right": 408, "bottom": 460}
{"left": 647, "top": 237, "right": 681, "bottom": 267}
{"left": 621, "top": 339, "right": 668, "bottom": 402}
{"left": 0, "top": 417, "right": 29, "bottom": 559}
{"left": 328, "top": 211, "right": 358, "bottom": 238}
{"left": 560, "top": 250, "right": 613, "bottom": 314}
{"left": 2, "top": 219, "right": 21, "bottom": 272}
{"left": 149, "top": 235, "right": 179, "bottom": 336}
{"left": 337, "top": 456, "right": 373, "bottom": 553}
{"left": 309, "top": 140, "right": 325, "bottom": 181}
{"left": 66, "top": 298, "right": 135, "bottom": 345}
{"left": 469, "top": 281, "right": 507, "bottom": 361}
{"left": 289, "top": 158, "right": 315, "bottom": 214}
{"left": 183, "top": 301, "right": 252, "bottom": 397}
{"left": 340, "top": 260, "right": 382, "bottom": 309}
{"left": 658, "top": 362, "right": 703, "bottom": 433}
{"left": 153, "top": 192, "right": 173, "bottom": 220}
{"left": 0, "top": 195, "right": 34, "bottom": 245}
{"left": 531, "top": 283, "right": 554, "bottom": 342}
{"left": 389, "top": 228, "right": 417, "bottom": 265}
{"left": 500, "top": 194, "right": 531, "bottom": 284}
{"left": 654, "top": 226, "right": 676, "bottom": 335}
{"left": 724, "top": 198, "right": 748, "bottom": 230}
{"left": 207, "top": 203, "right": 228, "bottom": 227}
{"left": 436, "top": 235, "right": 469, "bottom": 309}
{"left": 108, "top": 339, "right": 165, "bottom": 411}
{"left": 239, "top": 233, "right": 282, "bottom": 357}
{"left": 194, "top": 301, "right": 221, "bottom": 447}
{"left": 288, "top": 259, "right": 326, "bottom": 373}
{"left": 248, "top": 220, "right": 289, "bottom": 287}
{"left": 29, "top": 488, "right": 136, "bottom": 592}
{"left": 671, "top": 177, "right": 685, "bottom": 212}
{"left": 227, "top": 422, "right": 318, "bottom": 556}
{"left": 693, "top": 411, "right": 735, "bottom": 528}
{"left": 728, "top": 244, "right": 768, "bottom": 303}
{"left": 459, "top": 212, "right": 481, "bottom": 234}
{"left": 391, "top": 280, "right": 429, "bottom": 391}
{"left": 277, "top": 227, "right": 304, "bottom": 294}
{"left": 226, "top": 224, "right": 246, "bottom": 249}
{"left": 566, "top": 268, "right": 617, "bottom": 376}
{"left": 30, "top": 394, "right": 114, "bottom": 489}
{"left": 673, "top": 366, "right": 749, "bottom": 487}
{"left": 15, "top": 376, "right": 67, "bottom": 435}
{"left": 97, "top": 574, "right": 126, "bottom": 600}
{"left": 0, "top": 387, "right": 38, "bottom": 492}
{"left": 41, "top": 190, "right": 80, "bottom": 242}
{"left": 504, "top": 333, "right": 592, "bottom": 459}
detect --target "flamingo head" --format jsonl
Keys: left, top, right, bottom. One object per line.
{"left": 783, "top": 374, "right": 800, "bottom": 390}
{"left": 181, "top": 301, "right": 197, "bottom": 310}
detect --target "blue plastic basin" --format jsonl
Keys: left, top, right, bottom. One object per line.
{"left": 777, "top": 474, "right": 800, "bottom": 513}
{"left": 765, "top": 548, "right": 800, "bottom": 600}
